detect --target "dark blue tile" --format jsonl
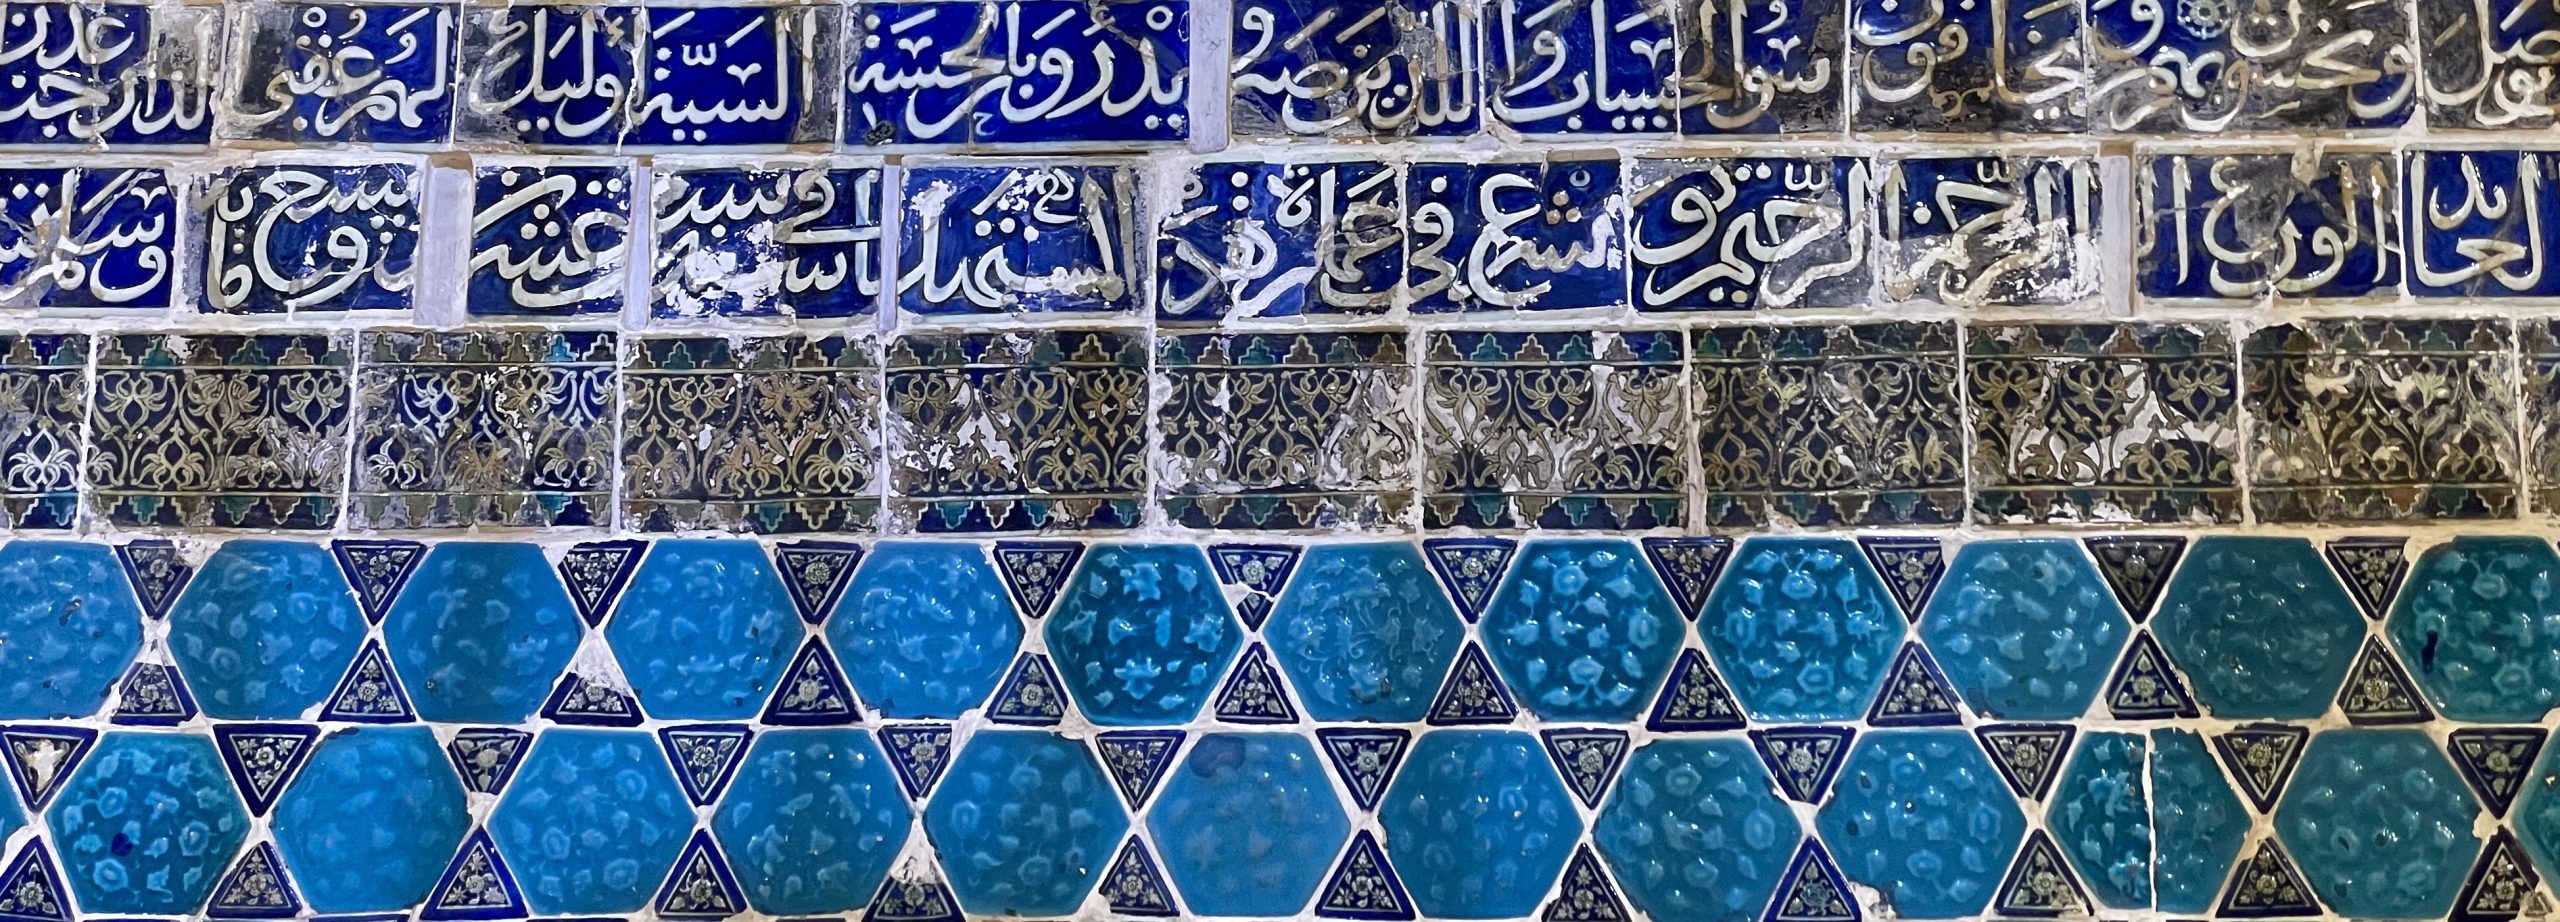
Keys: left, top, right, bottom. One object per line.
{"left": 1630, "top": 157, "right": 1870, "bottom": 312}
{"left": 1964, "top": 323, "right": 2241, "bottom": 524}
{"left": 89, "top": 334, "right": 354, "bottom": 529}
{"left": 0, "top": 168, "right": 177, "bottom": 309}
{"left": 453, "top": 5, "right": 640, "bottom": 146}
{"left": 1692, "top": 322, "right": 1965, "bottom": 527}
{"left": 1156, "top": 332, "right": 1416, "bottom": 530}
{"left": 1850, "top": 0, "right": 2084, "bottom": 132}
{"left": 0, "top": 4, "right": 217, "bottom": 146}
{"left": 884, "top": 330, "right": 1146, "bottom": 532}
{"left": 2245, "top": 319, "right": 2519, "bottom": 521}
{"left": 897, "top": 162, "right": 1140, "bottom": 317}
{"left": 226, "top": 3, "right": 458, "bottom": 145}
{"left": 2420, "top": 0, "right": 2557, "bottom": 129}
{"left": 1423, "top": 331, "right": 1684, "bottom": 529}
{"left": 1880, "top": 154, "right": 2101, "bottom": 307}
{"left": 622, "top": 335, "right": 880, "bottom": 533}
{"left": 1230, "top": 0, "right": 1478, "bottom": 138}
{"left": 469, "top": 161, "right": 632, "bottom": 317}
{"left": 0, "top": 334, "right": 85, "bottom": 528}
{"left": 651, "top": 161, "right": 883, "bottom": 320}
{"left": 196, "top": 162, "right": 422, "bottom": 315}
{"left": 1157, "top": 160, "right": 1401, "bottom": 322}
{"left": 1407, "top": 158, "right": 1626, "bottom": 313}
{"left": 354, "top": 330, "right": 616, "bottom": 529}
{"left": 2089, "top": 0, "right": 2413, "bottom": 131}
{"left": 2273, "top": 729, "right": 2479, "bottom": 919}
{"left": 843, "top": 0, "right": 1189, "bottom": 147}
{"left": 2408, "top": 149, "right": 2560, "bottom": 298}
{"left": 270, "top": 726, "right": 471, "bottom": 913}
{"left": 2138, "top": 150, "right": 2402, "bottom": 302}
{"left": 628, "top": 5, "right": 839, "bottom": 146}
{"left": 1482, "top": 0, "right": 1673, "bottom": 136}
{"left": 921, "top": 730, "right": 1127, "bottom": 916}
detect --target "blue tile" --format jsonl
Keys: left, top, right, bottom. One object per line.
{"left": 2149, "top": 729, "right": 2246, "bottom": 915}
{"left": 1815, "top": 728, "right": 2026, "bottom": 919}
{"left": 1148, "top": 733, "right": 1350, "bottom": 916}
{"left": 1697, "top": 538, "right": 1904, "bottom": 722}
{"left": 2407, "top": 149, "right": 2560, "bottom": 299}
{"left": 1229, "top": 0, "right": 1478, "bottom": 139}
{"left": 488, "top": 728, "right": 694, "bottom": 915}
{"left": 0, "top": 3, "right": 216, "bottom": 146}
{"left": 467, "top": 162, "right": 633, "bottom": 317}
{"left": 650, "top": 163, "right": 883, "bottom": 320}
{"left": 885, "top": 331, "right": 1148, "bottom": 532}
{"left": 2137, "top": 152, "right": 2401, "bottom": 302}
{"left": 2512, "top": 741, "right": 2560, "bottom": 886}
{"left": 1380, "top": 729, "right": 1581, "bottom": 919}
{"left": 607, "top": 540, "right": 800, "bottom": 720}
{"left": 44, "top": 732, "right": 251, "bottom": 915}
{"left": 1156, "top": 160, "right": 1401, "bottom": 321}
{"left": 2386, "top": 536, "right": 2560, "bottom": 722}
{"left": 842, "top": 0, "right": 1188, "bottom": 147}
{"left": 1592, "top": 738, "right": 1799, "bottom": 919}
{"left": 1631, "top": 157, "right": 1871, "bottom": 312}
{"left": 452, "top": 5, "right": 639, "bottom": 145}
{"left": 1879, "top": 156, "right": 2102, "bottom": 308}
{"left": 0, "top": 786, "right": 17, "bottom": 843}
{"left": 1265, "top": 543, "right": 1464, "bottom": 723}
{"left": 227, "top": 3, "right": 458, "bottom": 144}
{"left": 0, "top": 169, "right": 176, "bottom": 309}
{"left": 2088, "top": 0, "right": 2411, "bottom": 131}
{"left": 1850, "top": 0, "right": 2084, "bottom": 132}
{"left": 897, "top": 163, "right": 1142, "bottom": 317}
{"left": 826, "top": 542, "right": 1022, "bottom": 720}
{"left": 923, "top": 730, "right": 1128, "bottom": 916}
{"left": 382, "top": 543, "right": 583, "bottom": 724}
{"left": 1921, "top": 539, "right": 2130, "bottom": 720}
{"left": 2048, "top": 731, "right": 2150, "bottom": 909}
{"left": 0, "top": 541, "right": 142, "bottom": 719}
{"left": 89, "top": 334, "right": 356, "bottom": 530}
{"left": 627, "top": 5, "right": 838, "bottom": 146}
{"left": 1481, "top": 0, "right": 1673, "bottom": 136}
{"left": 1482, "top": 539, "right": 1684, "bottom": 722}
{"left": 711, "top": 728, "right": 911, "bottom": 915}
{"left": 1407, "top": 159, "right": 1626, "bottom": 313}
{"left": 196, "top": 162, "right": 423, "bottom": 315}
{"left": 270, "top": 726, "right": 470, "bottom": 913}
{"left": 2154, "top": 537, "right": 2363, "bottom": 720}
{"left": 2419, "top": 0, "right": 2556, "bottom": 129}
{"left": 1045, "top": 544, "right": 1242, "bottom": 726}
{"left": 2274, "top": 729, "right": 2480, "bottom": 919}
{"left": 167, "top": 541, "right": 367, "bottom": 720}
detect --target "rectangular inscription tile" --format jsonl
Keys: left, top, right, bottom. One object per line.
{"left": 2090, "top": 0, "right": 2413, "bottom": 132}
{"left": 1693, "top": 322, "right": 1963, "bottom": 528}
{"left": 1879, "top": 153, "right": 2101, "bottom": 309}
{"left": 2406, "top": 148, "right": 2560, "bottom": 299}
{"left": 1630, "top": 156, "right": 1871, "bottom": 312}
{"left": 0, "top": 165, "right": 177, "bottom": 310}
{"left": 89, "top": 333, "right": 353, "bottom": 529}
{"left": 651, "top": 158, "right": 885, "bottom": 321}
{"left": 885, "top": 329, "right": 1146, "bottom": 532}
{"left": 2419, "top": 0, "right": 2558, "bottom": 130}
{"left": 1157, "top": 159, "right": 1401, "bottom": 323}
{"left": 1408, "top": 156, "right": 1626, "bottom": 314}
{"left": 469, "top": 159, "right": 633, "bottom": 318}
{"left": 1668, "top": 0, "right": 1844, "bottom": 134}
{"left": 1230, "top": 0, "right": 1479, "bottom": 139}
{"left": 2247, "top": 318, "right": 2518, "bottom": 523}
{"left": 1850, "top": 0, "right": 2084, "bottom": 133}
{"left": 0, "top": 333, "right": 86, "bottom": 529}
{"left": 353, "top": 330, "right": 616, "bottom": 530}
{"left": 1422, "top": 330, "right": 1684, "bottom": 529}
{"left": 225, "top": 1, "right": 459, "bottom": 145}
{"left": 843, "top": 0, "right": 1188, "bottom": 148}
{"left": 194, "top": 160, "right": 424, "bottom": 316}
{"left": 899, "top": 161, "right": 1141, "bottom": 318}
{"left": 1967, "top": 323, "right": 2241, "bottom": 525}
{"left": 455, "top": 4, "right": 838, "bottom": 147}
{"left": 1157, "top": 331, "right": 1416, "bottom": 530}
{"left": 623, "top": 335, "right": 881, "bottom": 533}
{"left": 0, "top": 2, "right": 218, "bottom": 147}
{"left": 2136, "top": 149, "right": 2401, "bottom": 303}
{"left": 1482, "top": 0, "right": 1675, "bottom": 136}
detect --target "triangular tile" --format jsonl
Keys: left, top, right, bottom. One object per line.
{"left": 1095, "top": 730, "right": 1186, "bottom": 810}
{"left": 1236, "top": 593, "right": 1276, "bottom": 632}
{"left": 321, "top": 639, "right": 416, "bottom": 723}
{"left": 866, "top": 864, "right": 963, "bottom": 922}
{"left": 761, "top": 638, "right": 861, "bottom": 726}
{"left": 207, "top": 841, "right": 302, "bottom": 919}
{"left": 444, "top": 728, "right": 533, "bottom": 796}
{"left": 2083, "top": 536, "right": 2186, "bottom": 621}
{"left": 1641, "top": 536, "right": 1734, "bottom": 622}
{"left": 541, "top": 669, "right": 644, "bottom": 727}
{"left": 1974, "top": 724, "right": 2077, "bottom": 802}
{"left": 2451, "top": 728, "right": 2549, "bottom": 819}
{"left": 2457, "top": 829, "right": 2542, "bottom": 922}
{"left": 657, "top": 724, "right": 754, "bottom": 807}
{"left": 556, "top": 539, "right": 645, "bottom": 627}
{"left": 1428, "top": 642, "right": 1519, "bottom": 725}
{"left": 1422, "top": 538, "right": 1515, "bottom": 622}
{"left": 110, "top": 660, "right": 198, "bottom": 725}
{"left": 1750, "top": 726, "right": 1854, "bottom": 804}
{"left": 332, "top": 539, "right": 425, "bottom": 624}
{"left": 987, "top": 653, "right": 1067, "bottom": 725}
{"left": 2323, "top": 537, "right": 2409, "bottom": 620}
{"left": 993, "top": 540, "right": 1083, "bottom": 620}
{"left": 213, "top": 723, "right": 320, "bottom": 815}
{"left": 0, "top": 726, "right": 95, "bottom": 811}
{"left": 2337, "top": 636, "right": 2432, "bottom": 724}
{"left": 0, "top": 841, "right": 70, "bottom": 922}
{"left": 2106, "top": 631, "right": 2198, "bottom": 719}
{"left": 1209, "top": 543, "right": 1301, "bottom": 596}
{"left": 1866, "top": 642, "right": 1961, "bottom": 727}
{"left": 113, "top": 539, "right": 192, "bottom": 620}
{"left": 1543, "top": 844, "right": 1632, "bottom": 922}
{"left": 1098, "top": 837, "right": 1179, "bottom": 917}
{"left": 1994, "top": 830, "right": 2090, "bottom": 917}
{"left": 1859, "top": 536, "right": 1946, "bottom": 622}
{"left": 774, "top": 540, "right": 864, "bottom": 625}
{"left": 654, "top": 830, "right": 746, "bottom": 919}
{"left": 1541, "top": 729, "right": 1630, "bottom": 809}
{"left": 1316, "top": 830, "right": 1414, "bottom": 920}
{"left": 2217, "top": 839, "right": 2321, "bottom": 918}
{"left": 1649, "top": 648, "right": 1746, "bottom": 732}
{"left": 879, "top": 723, "right": 956, "bottom": 801}
{"left": 421, "top": 827, "right": 525, "bottom": 921}
{"left": 2212, "top": 724, "right": 2311, "bottom": 814}
{"left": 1765, "top": 840, "right": 1858, "bottom": 922}
{"left": 1316, "top": 727, "right": 1411, "bottom": 812}
{"left": 1213, "top": 643, "right": 1300, "bottom": 724}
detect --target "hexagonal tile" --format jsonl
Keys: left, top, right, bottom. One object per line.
{"left": 1380, "top": 729, "right": 1582, "bottom": 919}
{"left": 2275, "top": 729, "right": 2480, "bottom": 919}
{"left": 382, "top": 542, "right": 583, "bottom": 723}
{"left": 271, "top": 725, "right": 470, "bottom": 912}
{"left": 1815, "top": 728, "right": 2027, "bottom": 918}
{"left": 924, "top": 729, "right": 1129, "bottom": 916}
{"left": 606, "top": 539, "right": 801, "bottom": 720}
{"left": 2150, "top": 728, "right": 2247, "bottom": 915}
{"left": 1481, "top": 539, "right": 1685, "bottom": 722}
{"left": 1697, "top": 537, "right": 1903, "bottom": 722}
{"left": 489, "top": 728, "right": 695, "bottom": 915}
{"left": 2386, "top": 536, "right": 2560, "bottom": 722}
{"left": 1044, "top": 544, "right": 1242, "bottom": 726}
{"left": 2154, "top": 537, "right": 2363, "bottom": 720}
{"left": 2511, "top": 740, "right": 2560, "bottom": 885}
{"left": 0, "top": 541, "right": 143, "bottom": 719}
{"left": 1266, "top": 543, "right": 1465, "bottom": 723}
{"left": 2048, "top": 731, "right": 2151, "bottom": 910}
{"left": 712, "top": 728, "right": 911, "bottom": 915}
{"left": 826, "top": 542, "right": 1022, "bottom": 720}
{"left": 167, "top": 540, "right": 367, "bottom": 720}
{"left": 1594, "top": 738, "right": 1801, "bottom": 919}
{"left": 1920, "top": 539, "right": 2130, "bottom": 720}
{"left": 44, "top": 731, "right": 252, "bottom": 915}
{"left": 1149, "top": 732, "right": 1351, "bottom": 915}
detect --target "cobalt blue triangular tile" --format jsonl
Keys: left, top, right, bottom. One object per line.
{"left": 1765, "top": 840, "right": 1857, "bottom": 922}
{"left": 2105, "top": 631, "right": 2198, "bottom": 719}
{"left": 0, "top": 725, "right": 95, "bottom": 812}
{"left": 1993, "top": 830, "right": 2088, "bottom": 917}
{"left": 993, "top": 541, "right": 1083, "bottom": 620}
{"left": 2216, "top": 839, "right": 2321, "bottom": 918}
{"left": 1858, "top": 536, "right": 1945, "bottom": 622}
{"left": 556, "top": 539, "right": 645, "bottom": 628}
{"left": 0, "top": 841, "right": 70, "bottom": 922}
{"left": 110, "top": 659, "right": 198, "bottom": 726}
{"left": 1316, "top": 727, "right": 1410, "bottom": 813}
{"left": 2082, "top": 536, "right": 2186, "bottom": 622}
{"left": 1422, "top": 538, "right": 1514, "bottom": 622}
{"left": 206, "top": 841, "right": 302, "bottom": 920}
{"left": 1235, "top": 593, "right": 1275, "bottom": 631}
{"left": 2338, "top": 636, "right": 2432, "bottom": 725}
{"left": 1429, "top": 642, "right": 1519, "bottom": 725}
{"left": 1315, "top": 830, "right": 1413, "bottom": 920}
{"left": 2457, "top": 829, "right": 2541, "bottom": 922}
{"left": 865, "top": 864, "right": 963, "bottom": 922}
{"left": 1749, "top": 726, "right": 1854, "bottom": 804}
{"left": 1098, "top": 837, "right": 1179, "bottom": 917}
{"left": 1209, "top": 543, "right": 1301, "bottom": 596}
{"left": 113, "top": 539, "right": 191, "bottom": 621}
{"left": 2450, "top": 728, "right": 2549, "bottom": 819}
{"left": 1973, "top": 724, "right": 2077, "bottom": 802}
{"left": 761, "top": 638, "right": 862, "bottom": 726}
{"left": 421, "top": 828, "right": 525, "bottom": 921}
{"left": 2323, "top": 536, "right": 2408, "bottom": 621}
{"left": 657, "top": 724, "right": 754, "bottom": 807}
{"left": 1640, "top": 536, "right": 1733, "bottom": 622}
{"left": 331, "top": 539, "right": 425, "bottom": 625}
{"left": 1542, "top": 844, "right": 1631, "bottom": 922}
{"left": 1540, "top": 728, "right": 1629, "bottom": 809}
{"left": 1866, "top": 642, "right": 1961, "bottom": 727}
{"left": 1095, "top": 730, "right": 1185, "bottom": 810}
{"left": 1212, "top": 643, "right": 1299, "bottom": 724}
{"left": 444, "top": 728, "right": 532, "bottom": 796}
{"left": 213, "top": 722, "right": 320, "bottom": 816}
{"left": 774, "top": 540, "right": 864, "bottom": 625}
{"left": 988, "top": 653, "right": 1067, "bottom": 725}
{"left": 879, "top": 723, "right": 956, "bottom": 801}
{"left": 1648, "top": 648, "right": 1745, "bottom": 732}
{"left": 654, "top": 830, "right": 746, "bottom": 919}
{"left": 321, "top": 639, "right": 416, "bottom": 723}
{"left": 541, "top": 670, "right": 644, "bottom": 727}
{"left": 2212, "top": 724, "right": 2310, "bottom": 814}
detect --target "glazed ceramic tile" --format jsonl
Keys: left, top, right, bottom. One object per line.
{"left": 1629, "top": 156, "right": 1871, "bottom": 312}
{"left": 0, "top": 334, "right": 85, "bottom": 528}
{"left": 88, "top": 333, "right": 353, "bottom": 529}
{"left": 454, "top": 3, "right": 838, "bottom": 148}
{"left": 2086, "top": 0, "right": 2414, "bottom": 132}
{"left": 2246, "top": 318, "right": 2519, "bottom": 522}
{"left": 1692, "top": 321, "right": 1964, "bottom": 527}
{"left": 223, "top": 2, "right": 459, "bottom": 146}
{"left": 1849, "top": 0, "right": 2085, "bottom": 133}
{"left": 192, "top": 159, "right": 424, "bottom": 315}
{"left": 841, "top": 0, "right": 1187, "bottom": 148}
{"left": 649, "top": 159, "right": 885, "bottom": 320}
{"left": 2418, "top": 0, "right": 2559, "bottom": 130}
{"left": 1421, "top": 329, "right": 1683, "bottom": 529}
{"left": 1965, "top": 322, "right": 2241, "bottom": 524}
{"left": 622, "top": 334, "right": 881, "bottom": 533}
{"left": 468, "top": 159, "right": 633, "bottom": 317}
{"left": 1156, "top": 331, "right": 1416, "bottom": 529}
{"left": 351, "top": 329, "right": 616, "bottom": 529}
{"left": 898, "top": 161, "right": 1142, "bottom": 318}
{"left": 2407, "top": 147, "right": 2560, "bottom": 299}
{"left": 1878, "top": 153, "right": 2103, "bottom": 308}
{"left": 1407, "top": 156, "right": 1626, "bottom": 314}
{"left": 1156, "top": 159, "right": 1402, "bottom": 322}
{"left": 2136, "top": 149, "right": 2402, "bottom": 303}
{"left": 0, "top": 165, "right": 179, "bottom": 309}
{"left": 0, "top": 2, "right": 219, "bottom": 147}
{"left": 884, "top": 329, "right": 1145, "bottom": 532}
{"left": 1229, "top": 0, "right": 1479, "bottom": 139}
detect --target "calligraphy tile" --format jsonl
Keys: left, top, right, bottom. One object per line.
{"left": 1692, "top": 322, "right": 1964, "bottom": 528}
{"left": 2420, "top": 0, "right": 2558, "bottom": 130}
{"left": 2136, "top": 149, "right": 2402, "bottom": 303}
{"left": 885, "top": 329, "right": 1145, "bottom": 533}
{"left": 2246, "top": 318, "right": 2519, "bottom": 522}
{"left": 224, "top": 2, "right": 459, "bottom": 145}
{"left": 454, "top": 4, "right": 641, "bottom": 147}
{"left": 1629, "top": 156, "right": 1871, "bottom": 312}
{"left": 1230, "top": 0, "right": 1480, "bottom": 139}
{"left": 623, "top": 334, "right": 881, "bottom": 533}
{"left": 1156, "top": 331, "right": 1416, "bottom": 530}
{"left": 898, "top": 161, "right": 1140, "bottom": 317}
{"left": 0, "top": 333, "right": 86, "bottom": 529}
{"left": 842, "top": 0, "right": 1188, "bottom": 148}
{"left": 352, "top": 330, "right": 616, "bottom": 530}
{"left": 88, "top": 333, "right": 352, "bottom": 529}
{"left": 2518, "top": 322, "right": 2560, "bottom": 516}
{"left": 0, "top": 2, "right": 218, "bottom": 147}
{"left": 2089, "top": 0, "right": 2414, "bottom": 132}
{"left": 0, "top": 165, "right": 177, "bottom": 309}
{"left": 2406, "top": 148, "right": 2560, "bottom": 299}
{"left": 1407, "top": 156, "right": 1626, "bottom": 313}
{"left": 631, "top": 4, "right": 839, "bottom": 146}
{"left": 1667, "top": 0, "right": 1845, "bottom": 134}
{"left": 193, "top": 160, "right": 422, "bottom": 315}
{"left": 1156, "top": 159, "right": 1401, "bottom": 323}
{"left": 1879, "top": 154, "right": 2102, "bottom": 308}
{"left": 650, "top": 158, "right": 884, "bottom": 321}
{"left": 469, "top": 159, "right": 632, "bottom": 318}
{"left": 1966, "top": 323, "right": 2241, "bottom": 525}
{"left": 1422, "top": 330, "right": 1684, "bottom": 530}
{"left": 1849, "top": 0, "right": 2086, "bottom": 132}
{"left": 1482, "top": 0, "right": 1676, "bottom": 136}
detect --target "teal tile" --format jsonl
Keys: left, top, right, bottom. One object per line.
{"left": 489, "top": 728, "right": 694, "bottom": 915}
{"left": 1482, "top": 539, "right": 1685, "bottom": 722}
{"left": 2386, "top": 536, "right": 2560, "bottom": 722}
{"left": 2048, "top": 731, "right": 2151, "bottom": 909}
{"left": 1593, "top": 738, "right": 1800, "bottom": 919}
{"left": 1815, "top": 728, "right": 2026, "bottom": 918}
{"left": 45, "top": 732, "right": 251, "bottom": 915}
{"left": 1381, "top": 729, "right": 1581, "bottom": 918}
{"left": 2154, "top": 537, "right": 2362, "bottom": 719}
{"left": 1148, "top": 733, "right": 1350, "bottom": 915}
{"left": 383, "top": 542, "right": 583, "bottom": 723}
{"left": 2275, "top": 729, "right": 2480, "bottom": 919}
{"left": 271, "top": 726, "right": 470, "bottom": 912}
{"left": 2149, "top": 729, "right": 2246, "bottom": 914}
{"left": 1266, "top": 543, "right": 1465, "bottom": 723}
{"left": 1921, "top": 539, "right": 2130, "bottom": 720}
{"left": 1045, "top": 545, "right": 1242, "bottom": 726}
{"left": 1698, "top": 537, "right": 1904, "bottom": 722}
{"left": 607, "top": 539, "right": 800, "bottom": 720}
{"left": 828, "top": 542, "right": 1023, "bottom": 720}
{"left": 711, "top": 728, "right": 911, "bottom": 915}
{"left": 167, "top": 540, "right": 366, "bottom": 720}
{"left": 0, "top": 541, "right": 143, "bottom": 719}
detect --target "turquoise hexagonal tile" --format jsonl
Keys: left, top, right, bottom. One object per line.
{"left": 167, "top": 540, "right": 367, "bottom": 720}
{"left": 1594, "top": 737, "right": 1801, "bottom": 919}
{"left": 2275, "top": 729, "right": 2481, "bottom": 919}
{"left": 1481, "top": 539, "right": 1684, "bottom": 722}
{"left": 2386, "top": 536, "right": 2560, "bottom": 722}
{"left": 1815, "top": 728, "right": 2026, "bottom": 918}
{"left": 1697, "top": 537, "right": 1903, "bottom": 722}
{"left": 1920, "top": 539, "right": 2129, "bottom": 720}
{"left": 712, "top": 728, "right": 911, "bottom": 915}
{"left": 0, "top": 541, "right": 143, "bottom": 719}
{"left": 2154, "top": 537, "right": 2363, "bottom": 719}
{"left": 270, "top": 725, "right": 470, "bottom": 912}
{"left": 488, "top": 728, "right": 695, "bottom": 915}
{"left": 1045, "top": 545, "right": 1242, "bottom": 726}
{"left": 1148, "top": 733, "right": 1351, "bottom": 915}
{"left": 827, "top": 542, "right": 1023, "bottom": 719}
{"left": 1380, "top": 729, "right": 1582, "bottom": 919}
{"left": 924, "top": 729, "right": 1128, "bottom": 916}
{"left": 382, "top": 542, "right": 583, "bottom": 723}
{"left": 2048, "top": 731, "right": 2150, "bottom": 909}
{"left": 1266, "top": 543, "right": 1465, "bottom": 723}
{"left": 2149, "top": 729, "right": 2246, "bottom": 914}
{"left": 2513, "top": 740, "right": 2560, "bottom": 887}
{"left": 45, "top": 731, "right": 251, "bottom": 915}
{"left": 606, "top": 540, "right": 801, "bottom": 720}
